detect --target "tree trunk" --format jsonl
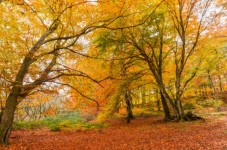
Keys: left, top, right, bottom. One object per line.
{"left": 160, "top": 91, "right": 171, "bottom": 121}
{"left": 207, "top": 69, "right": 216, "bottom": 95}
{"left": 217, "top": 75, "right": 223, "bottom": 92}
{"left": 177, "top": 99, "right": 184, "bottom": 120}
{"left": 172, "top": 101, "right": 181, "bottom": 120}
{"left": 157, "top": 100, "right": 161, "bottom": 111}
{"left": 225, "top": 71, "right": 227, "bottom": 84}
{"left": 0, "top": 93, "right": 18, "bottom": 145}
{"left": 125, "top": 90, "right": 134, "bottom": 123}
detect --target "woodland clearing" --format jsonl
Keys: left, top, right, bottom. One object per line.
{"left": 3, "top": 114, "right": 227, "bottom": 150}
{"left": 0, "top": 0, "right": 227, "bottom": 147}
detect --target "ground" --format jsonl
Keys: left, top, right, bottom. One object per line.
{"left": 2, "top": 114, "right": 227, "bottom": 150}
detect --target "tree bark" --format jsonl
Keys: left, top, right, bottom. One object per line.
{"left": 0, "top": 92, "right": 19, "bottom": 145}
{"left": 0, "top": 56, "right": 34, "bottom": 144}
{"left": 160, "top": 91, "right": 171, "bottom": 121}
{"left": 207, "top": 69, "right": 216, "bottom": 94}
{"left": 217, "top": 75, "right": 223, "bottom": 92}
{"left": 125, "top": 90, "right": 134, "bottom": 123}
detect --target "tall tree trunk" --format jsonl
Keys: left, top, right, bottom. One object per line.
{"left": 217, "top": 75, "right": 223, "bottom": 92}
{"left": 125, "top": 90, "right": 134, "bottom": 123}
{"left": 207, "top": 69, "right": 216, "bottom": 95}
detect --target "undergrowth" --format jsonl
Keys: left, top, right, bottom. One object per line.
{"left": 13, "top": 111, "right": 107, "bottom": 131}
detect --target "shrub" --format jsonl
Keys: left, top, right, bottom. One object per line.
{"left": 13, "top": 111, "right": 105, "bottom": 131}
{"left": 198, "top": 99, "right": 224, "bottom": 108}
{"left": 75, "top": 122, "right": 107, "bottom": 130}
{"left": 13, "top": 120, "right": 43, "bottom": 130}
{"left": 184, "top": 103, "right": 196, "bottom": 110}
{"left": 49, "top": 124, "right": 61, "bottom": 132}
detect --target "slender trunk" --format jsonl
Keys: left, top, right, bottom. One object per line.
{"left": 217, "top": 75, "right": 223, "bottom": 92}
{"left": 215, "top": 52, "right": 223, "bottom": 92}
{"left": 207, "top": 69, "right": 216, "bottom": 94}
{"left": 125, "top": 90, "right": 133, "bottom": 123}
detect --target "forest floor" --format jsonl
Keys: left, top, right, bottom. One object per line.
{"left": 3, "top": 113, "right": 227, "bottom": 150}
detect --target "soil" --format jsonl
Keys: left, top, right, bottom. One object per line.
{"left": 2, "top": 115, "right": 227, "bottom": 150}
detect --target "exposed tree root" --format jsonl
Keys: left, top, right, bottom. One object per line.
{"left": 183, "top": 111, "right": 204, "bottom": 121}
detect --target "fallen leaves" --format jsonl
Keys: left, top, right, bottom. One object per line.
{"left": 3, "top": 115, "right": 227, "bottom": 150}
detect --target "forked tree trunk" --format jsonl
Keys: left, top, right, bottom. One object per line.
{"left": 170, "top": 98, "right": 187, "bottom": 121}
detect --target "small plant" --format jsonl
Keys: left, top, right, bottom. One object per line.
{"left": 13, "top": 111, "right": 106, "bottom": 131}
{"left": 13, "top": 120, "right": 43, "bottom": 130}
{"left": 198, "top": 99, "right": 224, "bottom": 108}
{"left": 184, "top": 103, "right": 196, "bottom": 110}
{"left": 49, "top": 124, "right": 61, "bottom": 132}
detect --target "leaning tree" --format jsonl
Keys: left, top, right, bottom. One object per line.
{"left": 0, "top": 0, "right": 132, "bottom": 144}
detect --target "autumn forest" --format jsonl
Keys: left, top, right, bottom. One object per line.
{"left": 0, "top": 0, "right": 227, "bottom": 149}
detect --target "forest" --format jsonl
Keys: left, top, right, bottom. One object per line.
{"left": 0, "top": 0, "right": 227, "bottom": 149}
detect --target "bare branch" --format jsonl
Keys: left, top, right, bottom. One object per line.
{"left": 50, "top": 81, "right": 100, "bottom": 111}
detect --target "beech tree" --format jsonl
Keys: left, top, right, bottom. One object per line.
{"left": 95, "top": 0, "right": 224, "bottom": 120}
{"left": 0, "top": 0, "right": 132, "bottom": 145}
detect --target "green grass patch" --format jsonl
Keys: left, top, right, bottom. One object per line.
{"left": 132, "top": 107, "right": 162, "bottom": 117}
{"left": 13, "top": 120, "right": 44, "bottom": 130}
{"left": 198, "top": 99, "right": 224, "bottom": 108}
{"left": 13, "top": 111, "right": 106, "bottom": 131}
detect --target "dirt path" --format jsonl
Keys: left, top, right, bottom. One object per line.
{"left": 3, "top": 115, "right": 227, "bottom": 150}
